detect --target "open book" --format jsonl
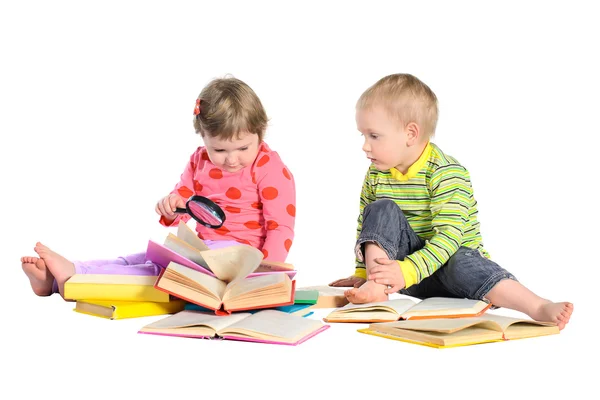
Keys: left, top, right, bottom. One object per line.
{"left": 155, "top": 258, "right": 295, "bottom": 315}
{"left": 358, "top": 314, "right": 559, "bottom": 348}
{"left": 146, "top": 221, "right": 296, "bottom": 279}
{"left": 324, "top": 297, "right": 491, "bottom": 323}
{"left": 138, "top": 309, "right": 330, "bottom": 345}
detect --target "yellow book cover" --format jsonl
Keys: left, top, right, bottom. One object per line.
{"left": 75, "top": 299, "right": 186, "bottom": 320}
{"left": 64, "top": 274, "right": 169, "bottom": 302}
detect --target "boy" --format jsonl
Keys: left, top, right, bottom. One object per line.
{"left": 329, "top": 74, "right": 573, "bottom": 329}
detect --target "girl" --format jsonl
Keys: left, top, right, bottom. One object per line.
{"left": 21, "top": 76, "right": 296, "bottom": 298}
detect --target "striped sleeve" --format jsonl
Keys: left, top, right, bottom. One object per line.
{"left": 354, "top": 168, "right": 377, "bottom": 278}
{"left": 404, "top": 164, "right": 472, "bottom": 285}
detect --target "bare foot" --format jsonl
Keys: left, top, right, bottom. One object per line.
{"left": 34, "top": 242, "right": 75, "bottom": 298}
{"left": 530, "top": 301, "right": 574, "bottom": 330}
{"left": 21, "top": 256, "right": 54, "bottom": 296}
{"left": 345, "top": 280, "right": 388, "bottom": 304}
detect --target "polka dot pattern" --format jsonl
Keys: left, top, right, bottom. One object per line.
{"left": 262, "top": 187, "right": 278, "bottom": 200}
{"left": 178, "top": 186, "right": 193, "bottom": 199}
{"left": 209, "top": 168, "right": 223, "bottom": 179}
{"left": 286, "top": 204, "right": 296, "bottom": 217}
{"left": 226, "top": 187, "right": 242, "bottom": 199}
{"left": 257, "top": 155, "right": 270, "bottom": 167}
{"left": 165, "top": 143, "right": 296, "bottom": 263}
{"left": 244, "top": 221, "right": 262, "bottom": 229}
{"left": 283, "top": 168, "right": 291, "bottom": 180}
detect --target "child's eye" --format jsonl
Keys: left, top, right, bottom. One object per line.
{"left": 214, "top": 149, "right": 225, "bottom": 153}
{"left": 240, "top": 147, "right": 248, "bottom": 151}
{"left": 370, "top": 134, "right": 378, "bottom": 139}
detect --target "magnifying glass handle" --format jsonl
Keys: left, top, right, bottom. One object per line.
{"left": 175, "top": 207, "right": 187, "bottom": 214}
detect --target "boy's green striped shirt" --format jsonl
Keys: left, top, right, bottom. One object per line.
{"left": 355, "top": 143, "right": 489, "bottom": 287}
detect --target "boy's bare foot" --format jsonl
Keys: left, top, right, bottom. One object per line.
{"left": 21, "top": 256, "right": 54, "bottom": 296}
{"left": 531, "top": 301, "right": 574, "bottom": 330}
{"left": 34, "top": 242, "right": 75, "bottom": 298}
{"left": 345, "top": 280, "right": 388, "bottom": 304}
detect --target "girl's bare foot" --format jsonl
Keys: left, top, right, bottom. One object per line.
{"left": 34, "top": 242, "right": 75, "bottom": 298}
{"left": 21, "top": 256, "right": 54, "bottom": 296}
{"left": 345, "top": 280, "right": 388, "bottom": 304}
{"left": 530, "top": 301, "right": 574, "bottom": 330}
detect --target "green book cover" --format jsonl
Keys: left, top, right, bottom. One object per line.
{"left": 294, "top": 289, "right": 319, "bottom": 304}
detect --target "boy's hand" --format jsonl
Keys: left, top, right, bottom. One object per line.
{"left": 155, "top": 193, "right": 186, "bottom": 221}
{"left": 329, "top": 276, "right": 366, "bottom": 288}
{"left": 369, "top": 258, "right": 406, "bottom": 294}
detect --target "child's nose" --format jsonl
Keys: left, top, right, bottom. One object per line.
{"left": 362, "top": 140, "right": 371, "bottom": 153}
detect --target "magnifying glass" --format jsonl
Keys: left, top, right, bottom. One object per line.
{"left": 175, "top": 195, "right": 226, "bottom": 229}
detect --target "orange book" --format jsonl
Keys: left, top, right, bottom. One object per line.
{"left": 324, "top": 297, "right": 491, "bottom": 323}
{"left": 154, "top": 261, "right": 295, "bottom": 316}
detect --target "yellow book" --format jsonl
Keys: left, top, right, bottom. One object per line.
{"left": 358, "top": 314, "right": 559, "bottom": 348}
{"left": 64, "top": 274, "right": 169, "bottom": 302}
{"left": 74, "top": 299, "right": 186, "bottom": 320}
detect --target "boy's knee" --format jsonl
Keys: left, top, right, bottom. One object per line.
{"left": 364, "top": 199, "right": 400, "bottom": 217}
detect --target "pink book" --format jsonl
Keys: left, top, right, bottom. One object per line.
{"left": 137, "top": 310, "right": 329, "bottom": 346}
{"left": 145, "top": 240, "right": 297, "bottom": 280}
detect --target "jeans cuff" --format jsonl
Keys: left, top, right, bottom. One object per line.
{"left": 355, "top": 233, "right": 396, "bottom": 263}
{"left": 474, "top": 271, "right": 518, "bottom": 302}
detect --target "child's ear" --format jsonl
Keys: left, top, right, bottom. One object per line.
{"left": 405, "top": 122, "right": 420, "bottom": 146}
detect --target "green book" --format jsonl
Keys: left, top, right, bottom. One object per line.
{"left": 293, "top": 289, "right": 319, "bottom": 304}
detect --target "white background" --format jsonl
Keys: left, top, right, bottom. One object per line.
{"left": 1, "top": 1, "right": 598, "bottom": 399}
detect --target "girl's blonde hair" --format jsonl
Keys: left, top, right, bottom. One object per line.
{"left": 193, "top": 76, "right": 268, "bottom": 141}
{"left": 357, "top": 73, "right": 439, "bottom": 139}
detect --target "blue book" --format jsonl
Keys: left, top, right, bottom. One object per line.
{"left": 184, "top": 302, "right": 314, "bottom": 317}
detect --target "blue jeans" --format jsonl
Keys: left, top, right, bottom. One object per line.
{"left": 355, "top": 200, "right": 516, "bottom": 300}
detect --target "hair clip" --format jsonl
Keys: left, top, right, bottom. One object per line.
{"left": 194, "top": 98, "right": 202, "bottom": 116}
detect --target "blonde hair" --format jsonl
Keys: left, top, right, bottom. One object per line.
{"left": 193, "top": 76, "right": 268, "bottom": 141}
{"left": 357, "top": 73, "right": 439, "bottom": 139}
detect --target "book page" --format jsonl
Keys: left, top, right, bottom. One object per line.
{"left": 201, "top": 245, "right": 264, "bottom": 283}
{"left": 255, "top": 259, "right": 295, "bottom": 273}
{"left": 167, "top": 262, "right": 226, "bottom": 299}
{"left": 140, "top": 310, "right": 251, "bottom": 335}
{"left": 401, "top": 297, "right": 489, "bottom": 319}
{"left": 219, "top": 310, "right": 324, "bottom": 344}
{"left": 222, "top": 273, "right": 290, "bottom": 304}
{"left": 372, "top": 323, "right": 504, "bottom": 347}
{"left": 176, "top": 221, "right": 210, "bottom": 251}
{"left": 164, "top": 233, "right": 208, "bottom": 267}
{"left": 481, "top": 314, "right": 559, "bottom": 339}
{"left": 373, "top": 317, "right": 503, "bottom": 334}
{"left": 335, "top": 298, "right": 417, "bottom": 314}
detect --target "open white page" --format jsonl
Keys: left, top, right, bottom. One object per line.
{"left": 201, "top": 245, "right": 264, "bottom": 283}
{"left": 143, "top": 310, "right": 251, "bottom": 332}
{"left": 220, "top": 310, "right": 324, "bottom": 342}
{"left": 176, "top": 221, "right": 210, "bottom": 251}
{"left": 168, "top": 261, "right": 226, "bottom": 298}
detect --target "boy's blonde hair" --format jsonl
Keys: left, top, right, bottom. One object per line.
{"left": 357, "top": 73, "right": 439, "bottom": 139}
{"left": 193, "top": 76, "right": 268, "bottom": 141}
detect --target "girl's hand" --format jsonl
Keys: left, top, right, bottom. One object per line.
{"left": 329, "top": 275, "right": 366, "bottom": 288}
{"left": 155, "top": 193, "right": 186, "bottom": 221}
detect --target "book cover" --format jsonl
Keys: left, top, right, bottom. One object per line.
{"left": 74, "top": 299, "right": 186, "bottom": 320}
{"left": 64, "top": 274, "right": 169, "bottom": 302}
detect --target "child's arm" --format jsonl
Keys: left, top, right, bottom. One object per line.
{"left": 255, "top": 152, "right": 295, "bottom": 262}
{"left": 394, "top": 165, "right": 473, "bottom": 289}
{"left": 158, "top": 148, "right": 201, "bottom": 227}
